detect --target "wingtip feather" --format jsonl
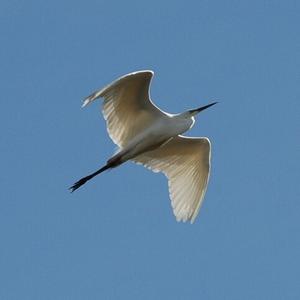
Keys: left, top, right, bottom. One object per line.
{"left": 82, "top": 98, "right": 90, "bottom": 108}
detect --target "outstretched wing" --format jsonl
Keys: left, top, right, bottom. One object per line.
{"left": 133, "top": 136, "right": 211, "bottom": 223}
{"left": 82, "top": 70, "right": 166, "bottom": 148}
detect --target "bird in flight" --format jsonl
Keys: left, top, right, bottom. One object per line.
{"left": 70, "top": 70, "right": 217, "bottom": 223}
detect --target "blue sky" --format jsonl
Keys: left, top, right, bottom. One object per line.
{"left": 1, "top": 0, "right": 299, "bottom": 299}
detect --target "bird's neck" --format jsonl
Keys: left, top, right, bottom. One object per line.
{"left": 170, "top": 115, "right": 195, "bottom": 135}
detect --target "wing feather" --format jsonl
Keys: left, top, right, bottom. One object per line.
{"left": 133, "top": 136, "right": 211, "bottom": 223}
{"left": 82, "top": 70, "right": 165, "bottom": 147}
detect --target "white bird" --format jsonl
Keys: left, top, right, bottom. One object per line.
{"left": 70, "top": 70, "right": 217, "bottom": 223}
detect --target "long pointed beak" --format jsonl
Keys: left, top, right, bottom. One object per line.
{"left": 189, "top": 101, "right": 218, "bottom": 115}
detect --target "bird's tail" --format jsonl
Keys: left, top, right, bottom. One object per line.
{"left": 69, "top": 164, "right": 110, "bottom": 192}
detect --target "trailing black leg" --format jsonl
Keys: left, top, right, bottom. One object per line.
{"left": 69, "top": 164, "right": 111, "bottom": 192}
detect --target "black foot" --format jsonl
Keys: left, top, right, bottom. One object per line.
{"left": 69, "top": 175, "right": 91, "bottom": 192}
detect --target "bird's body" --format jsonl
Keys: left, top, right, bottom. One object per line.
{"left": 70, "top": 70, "right": 217, "bottom": 223}
{"left": 109, "top": 113, "right": 194, "bottom": 164}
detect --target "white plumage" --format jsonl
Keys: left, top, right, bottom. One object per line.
{"left": 71, "top": 70, "right": 217, "bottom": 223}
{"left": 133, "top": 136, "right": 210, "bottom": 223}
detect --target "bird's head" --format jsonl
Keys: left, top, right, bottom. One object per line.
{"left": 177, "top": 101, "right": 217, "bottom": 130}
{"left": 188, "top": 101, "right": 218, "bottom": 117}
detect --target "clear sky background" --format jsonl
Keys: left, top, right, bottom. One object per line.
{"left": 1, "top": 1, "right": 299, "bottom": 299}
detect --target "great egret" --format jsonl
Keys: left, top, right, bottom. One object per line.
{"left": 70, "top": 70, "right": 217, "bottom": 223}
